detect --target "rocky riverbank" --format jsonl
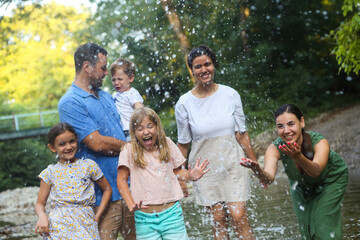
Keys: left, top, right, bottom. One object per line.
{"left": 0, "top": 187, "right": 40, "bottom": 239}
{"left": 1, "top": 104, "right": 359, "bottom": 239}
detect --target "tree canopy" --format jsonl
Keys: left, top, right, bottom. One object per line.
{"left": 1, "top": 0, "right": 358, "bottom": 119}
{"left": 0, "top": 2, "right": 90, "bottom": 112}
{"left": 85, "top": 0, "right": 359, "bottom": 132}
{"left": 331, "top": 0, "right": 360, "bottom": 75}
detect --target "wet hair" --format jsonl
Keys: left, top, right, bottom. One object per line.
{"left": 48, "top": 123, "right": 77, "bottom": 146}
{"left": 74, "top": 43, "right": 108, "bottom": 73}
{"left": 129, "top": 107, "right": 170, "bottom": 168}
{"left": 187, "top": 45, "right": 217, "bottom": 70}
{"left": 109, "top": 58, "right": 136, "bottom": 78}
{"left": 274, "top": 104, "right": 303, "bottom": 122}
{"left": 274, "top": 104, "right": 314, "bottom": 160}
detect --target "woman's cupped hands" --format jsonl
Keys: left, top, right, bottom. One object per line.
{"left": 278, "top": 142, "right": 301, "bottom": 158}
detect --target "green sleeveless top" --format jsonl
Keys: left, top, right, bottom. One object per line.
{"left": 273, "top": 132, "right": 348, "bottom": 193}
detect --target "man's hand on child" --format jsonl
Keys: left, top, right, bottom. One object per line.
{"left": 188, "top": 158, "right": 210, "bottom": 181}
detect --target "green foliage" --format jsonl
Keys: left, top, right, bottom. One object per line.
{"left": 160, "top": 108, "right": 177, "bottom": 140}
{"left": 0, "top": 2, "right": 90, "bottom": 112}
{"left": 83, "top": 0, "right": 191, "bottom": 113}
{"left": 84, "top": 0, "right": 359, "bottom": 136}
{"left": 0, "top": 137, "right": 56, "bottom": 192}
{"left": 330, "top": 0, "right": 360, "bottom": 75}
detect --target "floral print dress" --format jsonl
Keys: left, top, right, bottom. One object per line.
{"left": 39, "top": 158, "right": 103, "bottom": 240}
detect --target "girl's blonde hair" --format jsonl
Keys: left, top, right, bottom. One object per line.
{"left": 129, "top": 107, "right": 170, "bottom": 168}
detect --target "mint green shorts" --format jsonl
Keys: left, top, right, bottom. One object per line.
{"left": 134, "top": 201, "right": 189, "bottom": 240}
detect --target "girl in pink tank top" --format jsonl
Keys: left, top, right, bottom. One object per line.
{"left": 117, "top": 107, "right": 210, "bottom": 240}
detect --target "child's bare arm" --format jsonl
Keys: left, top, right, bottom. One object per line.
{"left": 35, "top": 180, "right": 50, "bottom": 235}
{"left": 117, "top": 166, "right": 148, "bottom": 212}
{"left": 117, "top": 166, "right": 133, "bottom": 208}
{"left": 173, "top": 164, "right": 189, "bottom": 197}
{"left": 173, "top": 164, "right": 188, "bottom": 181}
{"left": 94, "top": 176, "right": 112, "bottom": 222}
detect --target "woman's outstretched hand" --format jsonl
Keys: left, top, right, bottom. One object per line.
{"left": 278, "top": 142, "right": 301, "bottom": 158}
{"left": 239, "top": 157, "right": 259, "bottom": 170}
{"left": 240, "top": 158, "right": 268, "bottom": 189}
{"left": 188, "top": 158, "right": 210, "bottom": 181}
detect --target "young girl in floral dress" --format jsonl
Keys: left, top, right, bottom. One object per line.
{"left": 35, "top": 123, "right": 112, "bottom": 239}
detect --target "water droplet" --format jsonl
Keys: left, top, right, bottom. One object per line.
{"left": 291, "top": 181, "right": 298, "bottom": 190}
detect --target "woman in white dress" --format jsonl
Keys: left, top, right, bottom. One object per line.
{"left": 175, "top": 45, "right": 257, "bottom": 240}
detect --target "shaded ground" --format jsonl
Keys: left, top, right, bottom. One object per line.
{"left": 306, "top": 104, "right": 360, "bottom": 173}
{"left": 1, "top": 104, "right": 359, "bottom": 239}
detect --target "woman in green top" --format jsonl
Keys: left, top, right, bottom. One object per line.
{"left": 240, "top": 104, "right": 348, "bottom": 240}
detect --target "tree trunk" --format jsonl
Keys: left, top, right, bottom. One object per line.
{"left": 240, "top": 5, "right": 250, "bottom": 52}
{"left": 161, "top": 0, "right": 195, "bottom": 85}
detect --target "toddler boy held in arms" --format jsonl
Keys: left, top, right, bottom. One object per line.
{"left": 110, "top": 58, "right": 144, "bottom": 141}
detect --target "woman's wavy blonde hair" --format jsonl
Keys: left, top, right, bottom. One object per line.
{"left": 129, "top": 107, "right": 170, "bottom": 168}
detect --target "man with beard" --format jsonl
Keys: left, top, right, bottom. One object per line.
{"left": 58, "top": 43, "right": 136, "bottom": 240}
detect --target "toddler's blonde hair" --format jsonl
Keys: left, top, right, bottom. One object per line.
{"left": 109, "top": 58, "right": 136, "bottom": 78}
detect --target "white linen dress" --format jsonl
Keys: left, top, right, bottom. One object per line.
{"left": 175, "top": 84, "right": 250, "bottom": 206}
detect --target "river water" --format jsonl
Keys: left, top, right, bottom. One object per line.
{"left": 181, "top": 170, "right": 360, "bottom": 239}
{"left": 0, "top": 171, "right": 359, "bottom": 239}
